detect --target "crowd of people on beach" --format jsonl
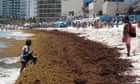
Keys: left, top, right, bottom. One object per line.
{"left": 71, "top": 18, "right": 114, "bottom": 28}
{"left": 1, "top": 15, "right": 137, "bottom": 30}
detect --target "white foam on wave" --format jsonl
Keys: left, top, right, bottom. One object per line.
{"left": 0, "top": 57, "right": 20, "bottom": 84}
{"left": 6, "top": 30, "right": 34, "bottom": 40}
{"left": 0, "top": 68, "right": 19, "bottom": 84}
{"left": 11, "top": 31, "right": 34, "bottom": 38}
{"left": 0, "top": 57, "right": 19, "bottom": 64}
{"left": 11, "top": 31, "right": 34, "bottom": 37}
{"left": 0, "top": 30, "right": 34, "bottom": 84}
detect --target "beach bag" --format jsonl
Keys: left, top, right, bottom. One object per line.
{"left": 129, "top": 25, "right": 136, "bottom": 37}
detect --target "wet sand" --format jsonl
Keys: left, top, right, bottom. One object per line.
{"left": 14, "top": 30, "right": 135, "bottom": 84}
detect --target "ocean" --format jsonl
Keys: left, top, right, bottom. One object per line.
{"left": 0, "top": 30, "right": 34, "bottom": 84}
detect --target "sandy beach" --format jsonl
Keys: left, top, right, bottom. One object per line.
{"left": 0, "top": 27, "right": 137, "bottom": 84}
{"left": 15, "top": 29, "right": 134, "bottom": 84}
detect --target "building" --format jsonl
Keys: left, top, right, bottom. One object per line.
{"left": 1, "top": 0, "right": 36, "bottom": 19}
{"left": 0, "top": 0, "right": 3, "bottom": 17}
{"left": 61, "top": 0, "right": 83, "bottom": 17}
{"left": 29, "top": 0, "right": 37, "bottom": 19}
{"left": 0, "top": 0, "right": 83, "bottom": 21}
{"left": 127, "top": 0, "right": 140, "bottom": 14}
{"left": 36, "top": 0, "right": 83, "bottom": 21}
{"left": 36, "top": 0, "right": 61, "bottom": 21}
{"left": 103, "top": 0, "right": 127, "bottom": 16}
{"left": 20, "top": 0, "right": 26, "bottom": 18}
{"left": 88, "top": 0, "right": 139, "bottom": 17}
{"left": 3, "top": 0, "right": 20, "bottom": 18}
{"left": 21, "top": 0, "right": 37, "bottom": 19}
{"left": 82, "top": 0, "right": 93, "bottom": 17}
{"left": 89, "top": 0, "right": 104, "bottom": 17}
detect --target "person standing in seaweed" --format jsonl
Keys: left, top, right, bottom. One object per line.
{"left": 20, "top": 39, "right": 37, "bottom": 73}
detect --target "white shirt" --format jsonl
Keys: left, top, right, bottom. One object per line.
{"left": 20, "top": 45, "right": 30, "bottom": 62}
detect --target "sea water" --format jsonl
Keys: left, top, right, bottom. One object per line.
{"left": 0, "top": 30, "right": 34, "bottom": 40}
{"left": 0, "top": 42, "right": 8, "bottom": 48}
{"left": 0, "top": 30, "right": 34, "bottom": 84}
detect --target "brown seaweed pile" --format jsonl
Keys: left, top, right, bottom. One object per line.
{"left": 15, "top": 30, "right": 135, "bottom": 84}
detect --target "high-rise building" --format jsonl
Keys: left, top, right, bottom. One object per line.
{"left": 1, "top": 0, "right": 83, "bottom": 20}
{"left": 36, "top": 0, "right": 61, "bottom": 21}
{"left": 3, "top": 0, "right": 20, "bottom": 18}
{"left": 88, "top": 0, "right": 139, "bottom": 16}
{"left": 2, "top": 0, "right": 36, "bottom": 19}
{"left": 36, "top": 0, "right": 83, "bottom": 21}
{"left": 20, "top": 0, "right": 26, "bottom": 18}
{"left": 61, "top": 0, "right": 83, "bottom": 17}
{"left": 0, "top": 0, "right": 3, "bottom": 17}
{"left": 24, "top": 0, "right": 37, "bottom": 19}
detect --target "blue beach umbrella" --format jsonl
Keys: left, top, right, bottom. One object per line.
{"left": 99, "top": 16, "right": 110, "bottom": 21}
{"left": 83, "top": 0, "right": 92, "bottom": 3}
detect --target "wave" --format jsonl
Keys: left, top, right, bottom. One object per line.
{"left": 0, "top": 57, "right": 20, "bottom": 84}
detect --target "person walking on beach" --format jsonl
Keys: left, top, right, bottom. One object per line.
{"left": 20, "top": 39, "right": 37, "bottom": 73}
{"left": 122, "top": 16, "right": 131, "bottom": 56}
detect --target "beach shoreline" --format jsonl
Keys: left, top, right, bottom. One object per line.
{"left": 15, "top": 29, "right": 134, "bottom": 84}
{"left": 0, "top": 30, "right": 34, "bottom": 84}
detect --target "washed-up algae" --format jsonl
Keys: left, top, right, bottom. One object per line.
{"left": 0, "top": 38, "right": 25, "bottom": 58}
{"left": 15, "top": 30, "right": 135, "bottom": 84}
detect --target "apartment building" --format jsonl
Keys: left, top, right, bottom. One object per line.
{"left": 88, "top": 0, "right": 139, "bottom": 17}
{"left": 61, "top": 0, "right": 83, "bottom": 16}
{"left": 127, "top": 0, "right": 140, "bottom": 14}
{"left": 3, "top": 0, "right": 20, "bottom": 18}
{"left": 1, "top": 0, "right": 36, "bottom": 19}
{"left": 88, "top": 0, "right": 104, "bottom": 17}
{"left": 20, "top": 0, "right": 26, "bottom": 18}
{"left": 0, "top": 0, "right": 83, "bottom": 21}
{"left": 103, "top": 0, "right": 127, "bottom": 16}
{"left": 36, "top": 0, "right": 83, "bottom": 21}
{"left": 23, "top": 0, "right": 37, "bottom": 19}
{"left": 0, "top": 0, "right": 3, "bottom": 17}
{"left": 36, "top": 0, "right": 61, "bottom": 21}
